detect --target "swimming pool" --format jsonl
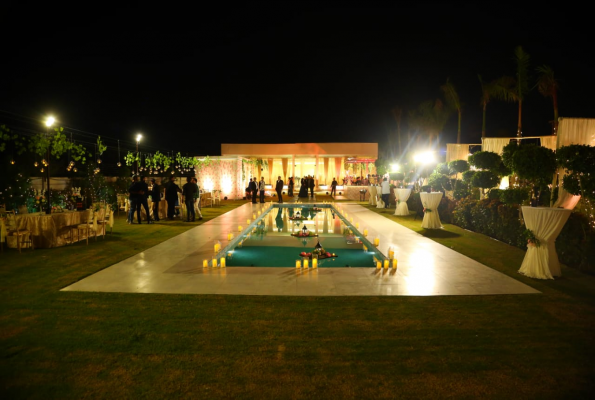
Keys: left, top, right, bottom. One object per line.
{"left": 219, "top": 204, "right": 388, "bottom": 268}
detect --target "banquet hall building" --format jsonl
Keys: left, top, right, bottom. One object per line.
{"left": 195, "top": 142, "right": 378, "bottom": 200}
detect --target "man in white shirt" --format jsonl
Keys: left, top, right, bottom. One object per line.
{"left": 381, "top": 177, "right": 391, "bottom": 209}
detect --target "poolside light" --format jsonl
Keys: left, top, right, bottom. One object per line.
{"left": 203, "top": 259, "right": 208, "bottom": 268}
{"left": 312, "top": 258, "right": 318, "bottom": 269}
{"left": 238, "top": 225, "right": 243, "bottom": 232}
{"left": 374, "top": 237, "right": 380, "bottom": 246}
{"left": 392, "top": 259, "right": 398, "bottom": 270}
{"left": 384, "top": 260, "right": 389, "bottom": 269}
{"left": 296, "top": 260, "right": 301, "bottom": 269}
{"left": 363, "top": 228, "right": 368, "bottom": 237}
{"left": 220, "top": 257, "right": 226, "bottom": 268}
{"left": 376, "top": 261, "right": 381, "bottom": 269}
{"left": 304, "top": 259, "right": 309, "bottom": 269}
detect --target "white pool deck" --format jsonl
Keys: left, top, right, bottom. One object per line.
{"left": 62, "top": 200, "right": 539, "bottom": 297}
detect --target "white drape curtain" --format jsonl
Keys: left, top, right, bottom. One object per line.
{"left": 482, "top": 138, "right": 513, "bottom": 154}
{"left": 335, "top": 158, "right": 343, "bottom": 182}
{"left": 541, "top": 136, "right": 557, "bottom": 151}
{"left": 323, "top": 158, "right": 329, "bottom": 185}
{"left": 282, "top": 158, "right": 288, "bottom": 180}
{"left": 446, "top": 144, "right": 472, "bottom": 162}
{"left": 267, "top": 158, "right": 274, "bottom": 184}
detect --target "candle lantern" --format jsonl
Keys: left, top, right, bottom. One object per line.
{"left": 220, "top": 257, "right": 226, "bottom": 268}
{"left": 212, "top": 257, "right": 217, "bottom": 267}
{"left": 376, "top": 261, "right": 381, "bottom": 269}
{"left": 304, "top": 259, "right": 309, "bottom": 269}
{"left": 247, "top": 219, "right": 251, "bottom": 224}
{"left": 296, "top": 260, "right": 301, "bottom": 269}
{"left": 238, "top": 225, "right": 243, "bottom": 232}
{"left": 253, "top": 213, "right": 256, "bottom": 219}
{"left": 312, "top": 258, "right": 318, "bottom": 269}
{"left": 384, "top": 260, "right": 389, "bottom": 269}
{"left": 392, "top": 259, "right": 398, "bottom": 270}
{"left": 363, "top": 229, "right": 368, "bottom": 237}
{"left": 356, "top": 222, "right": 360, "bottom": 229}
{"left": 374, "top": 237, "right": 380, "bottom": 246}
{"left": 203, "top": 259, "right": 208, "bottom": 268}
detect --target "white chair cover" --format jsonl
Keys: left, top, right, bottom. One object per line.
{"left": 518, "top": 206, "right": 572, "bottom": 279}
{"left": 368, "top": 186, "right": 377, "bottom": 206}
{"left": 376, "top": 196, "right": 385, "bottom": 209}
{"left": 420, "top": 192, "right": 443, "bottom": 229}
{"left": 0, "top": 218, "right": 6, "bottom": 243}
{"left": 394, "top": 188, "right": 412, "bottom": 216}
{"left": 108, "top": 210, "right": 114, "bottom": 228}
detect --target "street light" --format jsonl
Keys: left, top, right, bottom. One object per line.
{"left": 44, "top": 116, "right": 55, "bottom": 214}
{"left": 136, "top": 133, "right": 142, "bottom": 174}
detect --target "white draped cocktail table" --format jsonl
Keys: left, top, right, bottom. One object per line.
{"left": 420, "top": 192, "right": 443, "bottom": 229}
{"left": 368, "top": 185, "right": 377, "bottom": 206}
{"left": 518, "top": 206, "right": 572, "bottom": 279}
{"left": 394, "top": 188, "right": 412, "bottom": 216}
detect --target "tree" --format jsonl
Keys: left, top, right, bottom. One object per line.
{"left": 512, "top": 46, "right": 531, "bottom": 139}
{"left": 440, "top": 78, "right": 462, "bottom": 144}
{"left": 535, "top": 65, "right": 560, "bottom": 135}
{"left": 556, "top": 144, "right": 595, "bottom": 202}
{"left": 478, "top": 74, "right": 516, "bottom": 138}
{"left": 408, "top": 99, "right": 451, "bottom": 147}
{"left": 502, "top": 142, "right": 557, "bottom": 204}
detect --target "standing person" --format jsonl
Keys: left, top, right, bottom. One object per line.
{"left": 165, "top": 175, "right": 182, "bottom": 220}
{"left": 150, "top": 178, "right": 161, "bottom": 221}
{"left": 259, "top": 176, "right": 266, "bottom": 203}
{"left": 127, "top": 175, "right": 140, "bottom": 224}
{"left": 275, "top": 176, "right": 284, "bottom": 203}
{"left": 138, "top": 176, "right": 153, "bottom": 223}
{"left": 182, "top": 176, "right": 197, "bottom": 222}
{"left": 249, "top": 178, "right": 258, "bottom": 204}
{"left": 330, "top": 177, "right": 338, "bottom": 197}
{"left": 288, "top": 177, "right": 294, "bottom": 197}
{"left": 381, "top": 176, "right": 391, "bottom": 209}
{"left": 298, "top": 177, "right": 308, "bottom": 198}
{"left": 309, "top": 175, "right": 315, "bottom": 197}
{"left": 191, "top": 177, "right": 203, "bottom": 220}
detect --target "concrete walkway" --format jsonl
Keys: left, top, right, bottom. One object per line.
{"left": 62, "top": 199, "right": 539, "bottom": 297}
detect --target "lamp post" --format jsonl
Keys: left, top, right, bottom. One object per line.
{"left": 44, "top": 116, "right": 55, "bottom": 214}
{"left": 136, "top": 133, "right": 142, "bottom": 175}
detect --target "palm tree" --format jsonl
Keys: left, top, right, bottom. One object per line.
{"left": 409, "top": 99, "right": 451, "bottom": 147}
{"left": 535, "top": 65, "right": 560, "bottom": 135}
{"left": 391, "top": 106, "right": 403, "bottom": 156}
{"left": 478, "top": 74, "right": 516, "bottom": 138}
{"left": 512, "top": 46, "right": 531, "bottom": 139}
{"left": 440, "top": 78, "right": 462, "bottom": 143}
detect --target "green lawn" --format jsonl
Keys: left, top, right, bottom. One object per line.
{"left": 1, "top": 198, "right": 594, "bottom": 399}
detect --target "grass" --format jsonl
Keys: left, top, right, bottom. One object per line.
{"left": 1, "top": 197, "right": 595, "bottom": 399}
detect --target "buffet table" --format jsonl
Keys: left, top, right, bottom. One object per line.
{"left": 420, "top": 192, "right": 443, "bottom": 229}
{"left": 8, "top": 209, "right": 105, "bottom": 248}
{"left": 518, "top": 206, "right": 572, "bottom": 279}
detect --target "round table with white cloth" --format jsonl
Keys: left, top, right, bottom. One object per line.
{"left": 518, "top": 206, "right": 572, "bottom": 280}
{"left": 394, "top": 188, "right": 412, "bottom": 216}
{"left": 368, "top": 185, "right": 377, "bottom": 206}
{"left": 419, "top": 192, "right": 443, "bottom": 229}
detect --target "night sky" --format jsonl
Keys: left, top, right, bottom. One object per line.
{"left": 2, "top": 3, "right": 593, "bottom": 158}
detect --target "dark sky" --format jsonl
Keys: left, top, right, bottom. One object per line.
{"left": 2, "top": 3, "right": 593, "bottom": 157}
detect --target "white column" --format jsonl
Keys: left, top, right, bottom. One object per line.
{"left": 291, "top": 154, "right": 295, "bottom": 178}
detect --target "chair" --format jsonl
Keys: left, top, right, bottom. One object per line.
{"left": 201, "top": 192, "right": 213, "bottom": 208}
{"left": 71, "top": 209, "right": 98, "bottom": 245}
{"left": 96, "top": 207, "right": 113, "bottom": 238}
{"left": 213, "top": 190, "right": 221, "bottom": 206}
{"left": 4, "top": 211, "right": 34, "bottom": 252}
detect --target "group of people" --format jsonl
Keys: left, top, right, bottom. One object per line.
{"left": 247, "top": 176, "right": 286, "bottom": 203}
{"left": 298, "top": 175, "right": 316, "bottom": 198}
{"left": 127, "top": 175, "right": 204, "bottom": 224}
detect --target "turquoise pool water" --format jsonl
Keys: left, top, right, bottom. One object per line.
{"left": 224, "top": 205, "right": 386, "bottom": 268}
